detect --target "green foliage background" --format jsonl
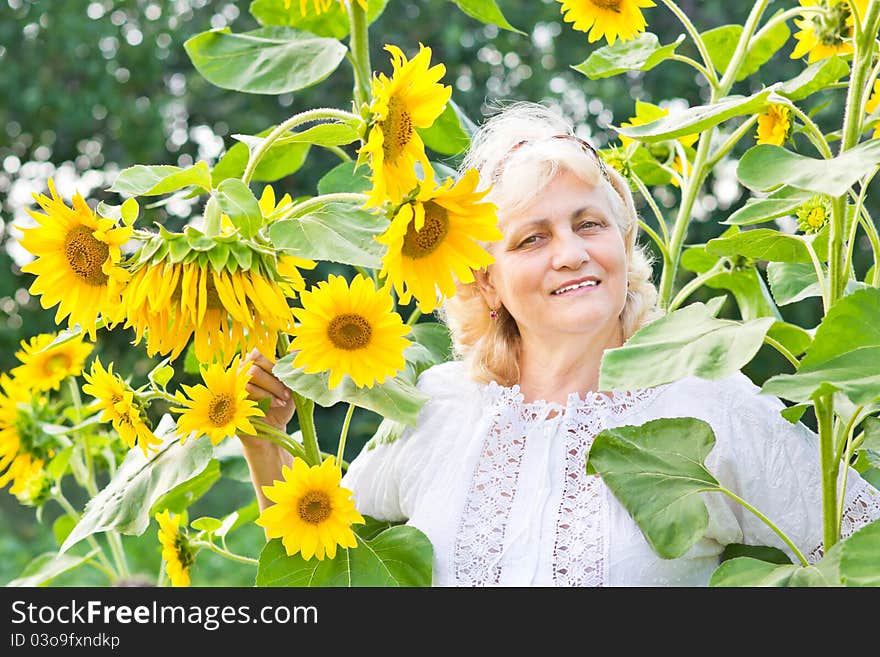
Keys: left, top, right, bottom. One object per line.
{"left": 0, "top": 0, "right": 868, "bottom": 585}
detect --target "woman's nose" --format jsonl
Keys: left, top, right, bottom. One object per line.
{"left": 551, "top": 232, "right": 590, "bottom": 269}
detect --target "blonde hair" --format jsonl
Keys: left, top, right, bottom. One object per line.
{"left": 437, "top": 102, "right": 661, "bottom": 387}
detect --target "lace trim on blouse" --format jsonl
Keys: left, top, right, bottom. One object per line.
{"left": 453, "top": 382, "right": 665, "bottom": 586}
{"left": 806, "top": 479, "right": 880, "bottom": 564}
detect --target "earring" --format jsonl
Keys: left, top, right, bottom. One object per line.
{"left": 489, "top": 308, "right": 499, "bottom": 320}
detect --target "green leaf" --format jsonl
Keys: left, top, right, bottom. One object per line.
{"left": 767, "top": 321, "right": 812, "bottom": 357}
{"left": 737, "top": 16, "right": 790, "bottom": 81}
{"left": 150, "top": 459, "right": 222, "bottom": 516}
{"left": 799, "top": 287, "right": 880, "bottom": 368}
{"left": 267, "top": 201, "right": 387, "bottom": 269}
{"left": 720, "top": 543, "right": 792, "bottom": 565}
{"left": 680, "top": 244, "right": 722, "bottom": 274}
{"left": 862, "top": 416, "right": 880, "bottom": 452}
{"left": 47, "top": 446, "right": 73, "bottom": 481}
{"left": 109, "top": 162, "right": 212, "bottom": 196}
{"left": 213, "top": 127, "right": 310, "bottom": 185}
{"left": 256, "top": 524, "right": 433, "bottom": 586}
{"left": 121, "top": 197, "right": 140, "bottom": 225}
{"left": 191, "top": 517, "right": 223, "bottom": 533}
{"left": 317, "top": 161, "right": 372, "bottom": 195}
{"left": 448, "top": 0, "right": 524, "bottom": 34}
{"left": 709, "top": 557, "right": 801, "bottom": 586}
{"left": 838, "top": 519, "right": 880, "bottom": 586}
{"left": 599, "top": 301, "right": 775, "bottom": 390}
{"left": 738, "top": 140, "right": 880, "bottom": 197}
{"left": 702, "top": 25, "right": 741, "bottom": 73}
{"left": 778, "top": 56, "right": 850, "bottom": 102}
{"left": 273, "top": 121, "right": 361, "bottom": 147}
{"left": 184, "top": 26, "right": 347, "bottom": 94}
{"left": 273, "top": 353, "right": 429, "bottom": 426}
{"left": 52, "top": 515, "right": 77, "bottom": 547}
{"left": 409, "top": 322, "right": 453, "bottom": 372}
{"left": 215, "top": 179, "right": 262, "bottom": 239}
{"left": 418, "top": 100, "right": 472, "bottom": 156}
{"left": 780, "top": 403, "right": 810, "bottom": 424}
{"left": 572, "top": 32, "right": 684, "bottom": 80}
{"left": 59, "top": 415, "right": 213, "bottom": 554}
{"left": 702, "top": 266, "right": 781, "bottom": 321}
{"left": 724, "top": 186, "right": 811, "bottom": 226}
{"left": 766, "top": 262, "right": 822, "bottom": 306}
{"left": 586, "top": 417, "right": 722, "bottom": 559}
{"left": 7, "top": 550, "right": 100, "bottom": 587}
{"left": 707, "top": 228, "right": 812, "bottom": 264}
{"left": 616, "top": 88, "right": 776, "bottom": 143}
{"left": 250, "top": 0, "right": 390, "bottom": 38}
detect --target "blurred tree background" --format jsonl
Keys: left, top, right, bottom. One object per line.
{"left": 0, "top": 0, "right": 864, "bottom": 585}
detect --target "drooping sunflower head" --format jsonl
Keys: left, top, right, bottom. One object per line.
{"left": 172, "top": 355, "right": 263, "bottom": 446}
{"left": 17, "top": 180, "right": 133, "bottom": 339}
{"left": 11, "top": 332, "right": 93, "bottom": 393}
{"left": 256, "top": 456, "right": 365, "bottom": 561}
{"left": 557, "top": 0, "right": 656, "bottom": 45}
{"left": 290, "top": 274, "right": 412, "bottom": 389}
{"left": 376, "top": 168, "right": 503, "bottom": 312}
{"left": 360, "top": 43, "right": 452, "bottom": 208}
{"left": 790, "top": 0, "right": 868, "bottom": 62}
{"left": 156, "top": 510, "right": 194, "bottom": 587}
{"left": 756, "top": 104, "right": 793, "bottom": 146}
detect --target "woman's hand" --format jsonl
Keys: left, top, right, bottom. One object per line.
{"left": 240, "top": 348, "right": 295, "bottom": 433}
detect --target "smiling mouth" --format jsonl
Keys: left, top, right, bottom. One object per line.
{"left": 551, "top": 280, "right": 601, "bottom": 295}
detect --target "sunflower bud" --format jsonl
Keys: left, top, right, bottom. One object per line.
{"left": 796, "top": 195, "right": 831, "bottom": 234}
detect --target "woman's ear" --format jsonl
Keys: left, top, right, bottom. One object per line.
{"left": 473, "top": 267, "right": 501, "bottom": 310}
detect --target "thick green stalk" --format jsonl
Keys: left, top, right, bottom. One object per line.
{"left": 814, "top": 395, "right": 840, "bottom": 550}
{"left": 349, "top": 2, "right": 371, "bottom": 109}
{"left": 293, "top": 393, "right": 321, "bottom": 467}
{"left": 717, "top": 0, "right": 771, "bottom": 94}
{"left": 336, "top": 403, "right": 355, "bottom": 469}
{"left": 660, "top": 1, "right": 719, "bottom": 89}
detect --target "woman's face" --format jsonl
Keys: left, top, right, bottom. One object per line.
{"left": 477, "top": 168, "right": 629, "bottom": 343}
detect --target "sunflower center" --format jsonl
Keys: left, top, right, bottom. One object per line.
{"left": 64, "top": 225, "right": 109, "bottom": 286}
{"left": 401, "top": 202, "right": 449, "bottom": 258}
{"left": 174, "top": 534, "right": 195, "bottom": 569}
{"left": 208, "top": 393, "right": 235, "bottom": 426}
{"left": 588, "top": 0, "right": 622, "bottom": 11}
{"left": 807, "top": 207, "right": 826, "bottom": 228}
{"left": 44, "top": 353, "right": 72, "bottom": 376}
{"left": 817, "top": 2, "right": 851, "bottom": 46}
{"left": 327, "top": 314, "right": 372, "bottom": 350}
{"left": 381, "top": 96, "right": 413, "bottom": 162}
{"left": 297, "top": 490, "right": 332, "bottom": 524}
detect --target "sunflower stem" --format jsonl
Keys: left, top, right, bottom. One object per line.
{"left": 292, "top": 393, "right": 321, "bottom": 467}
{"left": 815, "top": 394, "right": 841, "bottom": 551}
{"left": 660, "top": 0, "right": 719, "bottom": 90}
{"left": 336, "top": 403, "right": 355, "bottom": 469}
{"left": 191, "top": 540, "right": 258, "bottom": 566}
{"left": 54, "top": 491, "right": 118, "bottom": 579}
{"left": 720, "top": 489, "right": 809, "bottom": 567}
{"left": 406, "top": 308, "right": 422, "bottom": 326}
{"left": 106, "top": 531, "right": 131, "bottom": 579}
{"left": 786, "top": 102, "right": 832, "bottom": 159}
{"left": 252, "top": 419, "right": 308, "bottom": 461}
{"left": 279, "top": 192, "right": 369, "bottom": 222}
{"left": 348, "top": 1, "right": 372, "bottom": 110}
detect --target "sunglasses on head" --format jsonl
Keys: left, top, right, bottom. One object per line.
{"left": 493, "top": 134, "right": 611, "bottom": 183}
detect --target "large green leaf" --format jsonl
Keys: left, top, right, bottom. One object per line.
{"left": 703, "top": 267, "right": 781, "bottom": 321}
{"left": 778, "top": 56, "right": 849, "bottom": 102}
{"left": 766, "top": 321, "right": 812, "bottom": 358}
{"left": 184, "top": 26, "right": 347, "bottom": 94}
{"left": 418, "top": 100, "right": 472, "bottom": 156}
{"left": 738, "top": 140, "right": 880, "bottom": 197}
{"left": 273, "top": 353, "right": 429, "bottom": 426}
{"left": 799, "top": 287, "right": 880, "bottom": 368}
{"left": 59, "top": 415, "right": 213, "bottom": 554}
{"left": 272, "top": 121, "right": 361, "bottom": 147}
{"left": 572, "top": 32, "right": 683, "bottom": 80}
{"left": 702, "top": 25, "right": 741, "bottom": 73}
{"left": 599, "top": 301, "right": 775, "bottom": 390}
{"left": 109, "top": 162, "right": 212, "bottom": 196}
{"left": 616, "top": 88, "right": 775, "bottom": 143}
{"left": 215, "top": 179, "right": 263, "bottom": 239}
{"left": 586, "top": 417, "right": 722, "bottom": 559}
{"left": 212, "top": 126, "right": 310, "bottom": 185}
{"left": 317, "top": 161, "right": 372, "bottom": 195}
{"left": 249, "top": 0, "right": 389, "bottom": 38}
{"left": 7, "top": 549, "right": 99, "bottom": 587}
{"left": 256, "top": 524, "right": 432, "bottom": 586}
{"left": 267, "top": 201, "right": 387, "bottom": 268}
{"left": 766, "top": 262, "right": 822, "bottom": 306}
{"left": 448, "top": 0, "right": 524, "bottom": 34}
{"left": 709, "top": 557, "right": 802, "bottom": 586}
{"left": 150, "top": 459, "right": 222, "bottom": 515}
{"left": 707, "top": 228, "right": 812, "bottom": 264}
{"left": 736, "top": 17, "right": 790, "bottom": 81}
{"left": 838, "top": 519, "right": 880, "bottom": 586}
{"left": 724, "top": 186, "right": 811, "bottom": 226}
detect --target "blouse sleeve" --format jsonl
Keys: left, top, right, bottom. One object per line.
{"left": 711, "top": 373, "right": 880, "bottom": 564}
{"left": 339, "top": 361, "right": 464, "bottom": 523}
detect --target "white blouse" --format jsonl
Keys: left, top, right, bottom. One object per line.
{"left": 340, "top": 360, "right": 880, "bottom": 586}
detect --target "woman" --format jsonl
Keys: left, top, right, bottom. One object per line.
{"left": 240, "top": 102, "right": 880, "bottom": 586}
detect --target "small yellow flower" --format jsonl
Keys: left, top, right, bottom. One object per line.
{"left": 11, "top": 333, "right": 93, "bottom": 392}
{"left": 796, "top": 195, "right": 831, "bottom": 233}
{"left": 0, "top": 374, "right": 46, "bottom": 497}
{"left": 756, "top": 104, "right": 792, "bottom": 146}
{"left": 557, "top": 0, "right": 656, "bottom": 45}
{"left": 290, "top": 274, "right": 411, "bottom": 389}
{"left": 257, "top": 457, "right": 364, "bottom": 561}
{"left": 171, "top": 356, "right": 263, "bottom": 446}
{"left": 790, "top": 0, "right": 868, "bottom": 63}
{"left": 156, "top": 510, "right": 194, "bottom": 587}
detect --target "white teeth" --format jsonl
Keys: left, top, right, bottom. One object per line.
{"left": 552, "top": 280, "right": 599, "bottom": 295}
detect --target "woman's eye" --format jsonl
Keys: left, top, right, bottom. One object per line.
{"left": 579, "top": 220, "right": 600, "bottom": 230}
{"left": 517, "top": 235, "right": 539, "bottom": 247}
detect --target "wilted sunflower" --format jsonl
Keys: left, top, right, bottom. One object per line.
{"left": 17, "top": 179, "right": 132, "bottom": 339}
{"left": 257, "top": 457, "right": 364, "bottom": 561}
{"left": 82, "top": 358, "right": 161, "bottom": 456}
{"left": 557, "top": 0, "right": 656, "bottom": 45}
{"left": 290, "top": 274, "right": 411, "bottom": 389}
{"left": 172, "top": 355, "right": 263, "bottom": 446}
{"left": 11, "top": 333, "right": 93, "bottom": 393}
{"left": 790, "top": 0, "right": 867, "bottom": 63}
{"left": 156, "top": 510, "right": 194, "bottom": 587}
{"left": 756, "top": 104, "right": 792, "bottom": 146}
{"left": 376, "top": 168, "right": 502, "bottom": 312}
{"left": 0, "top": 375, "right": 46, "bottom": 497}
{"left": 360, "top": 44, "right": 452, "bottom": 208}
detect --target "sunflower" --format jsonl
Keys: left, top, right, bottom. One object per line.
{"left": 290, "top": 274, "right": 411, "bottom": 389}
{"left": 156, "top": 510, "right": 194, "bottom": 587}
{"left": 172, "top": 355, "right": 263, "bottom": 445}
{"left": 376, "top": 168, "right": 502, "bottom": 312}
{"left": 82, "top": 358, "right": 161, "bottom": 456}
{"left": 360, "top": 44, "right": 452, "bottom": 208}
{"left": 0, "top": 374, "right": 46, "bottom": 497}
{"left": 756, "top": 104, "right": 792, "bottom": 146}
{"left": 17, "top": 179, "right": 132, "bottom": 339}
{"left": 122, "top": 259, "right": 293, "bottom": 365}
{"left": 257, "top": 456, "right": 364, "bottom": 561}
{"left": 11, "top": 333, "right": 93, "bottom": 393}
{"left": 557, "top": 0, "right": 656, "bottom": 45}
{"left": 285, "top": 0, "right": 367, "bottom": 16}
{"left": 790, "top": 0, "right": 868, "bottom": 63}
